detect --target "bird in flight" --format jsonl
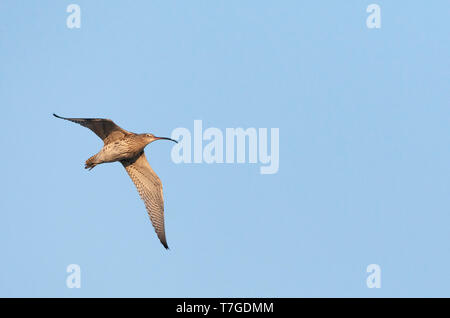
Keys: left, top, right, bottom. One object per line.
{"left": 53, "top": 113, "right": 177, "bottom": 249}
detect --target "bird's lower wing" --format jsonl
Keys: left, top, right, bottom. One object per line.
{"left": 53, "top": 113, "right": 129, "bottom": 144}
{"left": 121, "top": 152, "right": 169, "bottom": 249}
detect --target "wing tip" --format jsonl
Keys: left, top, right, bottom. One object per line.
{"left": 159, "top": 236, "right": 169, "bottom": 250}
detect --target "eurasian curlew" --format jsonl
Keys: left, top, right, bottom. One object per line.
{"left": 53, "top": 113, "right": 177, "bottom": 249}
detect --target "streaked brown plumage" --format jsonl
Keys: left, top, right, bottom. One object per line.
{"left": 53, "top": 113, "right": 177, "bottom": 249}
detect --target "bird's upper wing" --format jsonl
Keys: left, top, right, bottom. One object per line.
{"left": 53, "top": 113, "right": 130, "bottom": 144}
{"left": 121, "top": 152, "right": 169, "bottom": 249}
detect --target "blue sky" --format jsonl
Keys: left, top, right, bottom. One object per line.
{"left": 0, "top": 1, "right": 449, "bottom": 297}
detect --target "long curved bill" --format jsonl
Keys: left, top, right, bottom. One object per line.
{"left": 155, "top": 136, "right": 178, "bottom": 143}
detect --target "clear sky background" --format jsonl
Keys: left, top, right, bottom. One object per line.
{"left": 0, "top": 1, "right": 449, "bottom": 297}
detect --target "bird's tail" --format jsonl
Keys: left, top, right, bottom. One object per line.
{"left": 85, "top": 155, "right": 98, "bottom": 170}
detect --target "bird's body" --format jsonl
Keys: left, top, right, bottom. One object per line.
{"left": 86, "top": 134, "right": 151, "bottom": 169}
{"left": 53, "top": 113, "right": 177, "bottom": 249}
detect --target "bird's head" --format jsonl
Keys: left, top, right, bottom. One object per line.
{"left": 143, "top": 133, "right": 178, "bottom": 145}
